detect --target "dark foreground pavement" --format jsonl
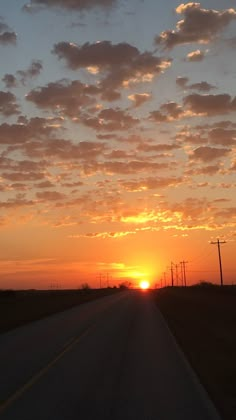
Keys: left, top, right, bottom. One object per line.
{"left": 0, "top": 291, "right": 221, "bottom": 420}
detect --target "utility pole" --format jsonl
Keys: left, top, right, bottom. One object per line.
{"left": 96, "top": 273, "right": 102, "bottom": 289}
{"left": 163, "top": 272, "right": 166, "bottom": 287}
{"left": 211, "top": 239, "right": 226, "bottom": 286}
{"left": 106, "top": 272, "right": 110, "bottom": 288}
{"left": 170, "top": 262, "right": 174, "bottom": 287}
{"left": 180, "top": 262, "right": 183, "bottom": 286}
{"left": 180, "top": 261, "right": 188, "bottom": 286}
{"left": 175, "top": 264, "right": 179, "bottom": 286}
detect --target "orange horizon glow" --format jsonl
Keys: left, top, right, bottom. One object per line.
{"left": 139, "top": 280, "right": 150, "bottom": 290}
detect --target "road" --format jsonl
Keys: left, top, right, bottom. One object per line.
{"left": 0, "top": 291, "right": 221, "bottom": 420}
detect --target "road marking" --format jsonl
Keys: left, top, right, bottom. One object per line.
{"left": 0, "top": 325, "right": 93, "bottom": 414}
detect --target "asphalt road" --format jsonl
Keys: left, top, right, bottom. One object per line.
{"left": 0, "top": 291, "right": 221, "bottom": 420}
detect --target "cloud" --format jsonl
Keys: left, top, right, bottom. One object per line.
{"left": 176, "top": 130, "right": 206, "bottom": 145}
{"left": 137, "top": 142, "right": 180, "bottom": 153}
{"left": 0, "top": 117, "right": 61, "bottom": 145}
{"left": 52, "top": 41, "right": 171, "bottom": 92}
{"left": 215, "top": 207, "right": 236, "bottom": 219}
{"left": 0, "top": 20, "right": 17, "bottom": 45}
{"left": 26, "top": 79, "right": 99, "bottom": 116}
{"left": 149, "top": 101, "right": 188, "bottom": 123}
{"left": 17, "top": 60, "right": 43, "bottom": 85}
{"left": 23, "top": 0, "right": 117, "bottom": 12}
{"left": 0, "top": 157, "right": 47, "bottom": 172}
{"left": 79, "top": 160, "right": 168, "bottom": 177}
{"left": 35, "top": 180, "right": 55, "bottom": 188}
{"left": 188, "top": 81, "right": 216, "bottom": 92}
{"left": 120, "top": 176, "right": 183, "bottom": 192}
{"left": 185, "top": 164, "right": 220, "bottom": 176}
{"left": 0, "top": 196, "right": 35, "bottom": 208}
{"left": 176, "top": 77, "right": 215, "bottom": 92}
{"left": 36, "top": 191, "right": 66, "bottom": 201}
{"left": 208, "top": 128, "right": 236, "bottom": 146}
{"left": 149, "top": 93, "right": 236, "bottom": 124}
{"left": 70, "top": 230, "right": 136, "bottom": 239}
{"left": 184, "top": 93, "right": 236, "bottom": 116}
{"left": 128, "top": 93, "right": 151, "bottom": 108}
{"left": 81, "top": 107, "right": 139, "bottom": 131}
{"left": 0, "top": 91, "right": 19, "bottom": 116}
{"left": 230, "top": 160, "right": 236, "bottom": 171}
{"left": 2, "top": 61, "right": 43, "bottom": 89}
{"left": 155, "top": 3, "right": 236, "bottom": 49}
{"left": 23, "top": 138, "right": 106, "bottom": 160}
{"left": 104, "top": 149, "right": 133, "bottom": 159}
{"left": 194, "top": 120, "right": 236, "bottom": 130}
{"left": 186, "top": 49, "right": 207, "bottom": 62}
{"left": 2, "top": 74, "right": 17, "bottom": 89}
{"left": 1, "top": 171, "right": 46, "bottom": 182}
{"left": 148, "top": 110, "right": 169, "bottom": 123}
{"left": 191, "top": 146, "right": 231, "bottom": 162}
{"left": 176, "top": 76, "right": 189, "bottom": 88}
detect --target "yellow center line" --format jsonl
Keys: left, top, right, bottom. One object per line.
{"left": 0, "top": 324, "right": 93, "bottom": 414}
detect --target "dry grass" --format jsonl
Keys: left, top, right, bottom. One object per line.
{"left": 154, "top": 285, "right": 236, "bottom": 420}
{"left": 0, "top": 288, "right": 120, "bottom": 334}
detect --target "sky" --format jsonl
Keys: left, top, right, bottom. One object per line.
{"left": 0, "top": 0, "right": 236, "bottom": 289}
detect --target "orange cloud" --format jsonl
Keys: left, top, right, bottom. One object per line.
{"left": 81, "top": 108, "right": 139, "bottom": 131}
{"left": 120, "top": 176, "right": 183, "bottom": 192}
{"left": 52, "top": 41, "right": 171, "bottom": 93}
{"left": 128, "top": 93, "right": 151, "bottom": 108}
{"left": 155, "top": 3, "right": 236, "bottom": 49}
{"left": 26, "top": 80, "right": 98, "bottom": 117}
{"left": 191, "top": 146, "right": 231, "bottom": 162}
{"left": 186, "top": 49, "right": 207, "bottom": 62}
{"left": 184, "top": 93, "right": 236, "bottom": 116}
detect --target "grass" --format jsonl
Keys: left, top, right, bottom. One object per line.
{"left": 154, "top": 285, "right": 236, "bottom": 420}
{"left": 0, "top": 288, "right": 120, "bottom": 334}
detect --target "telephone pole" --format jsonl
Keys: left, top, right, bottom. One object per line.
{"left": 211, "top": 239, "right": 226, "bottom": 286}
{"left": 170, "top": 262, "right": 174, "bottom": 287}
{"left": 96, "top": 273, "right": 103, "bottom": 289}
{"left": 163, "top": 272, "right": 167, "bottom": 287}
{"left": 180, "top": 261, "right": 188, "bottom": 287}
{"left": 106, "top": 272, "right": 110, "bottom": 288}
{"left": 175, "top": 264, "right": 179, "bottom": 286}
{"left": 180, "top": 262, "right": 183, "bottom": 286}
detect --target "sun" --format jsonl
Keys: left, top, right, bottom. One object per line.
{"left": 139, "top": 280, "right": 150, "bottom": 290}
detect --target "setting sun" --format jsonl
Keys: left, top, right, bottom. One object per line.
{"left": 139, "top": 280, "right": 150, "bottom": 290}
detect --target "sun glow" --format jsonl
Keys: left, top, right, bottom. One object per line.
{"left": 139, "top": 280, "right": 150, "bottom": 290}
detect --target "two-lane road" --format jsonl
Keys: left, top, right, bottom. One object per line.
{"left": 0, "top": 291, "right": 221, "bottom": 419}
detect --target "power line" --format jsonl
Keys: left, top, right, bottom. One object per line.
{"left": 190, "top": 243, "right": 214, "bottom": 263}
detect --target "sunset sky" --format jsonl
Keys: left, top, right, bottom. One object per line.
{"left": 0, "top": 0, "right": 236, "bottom": 289}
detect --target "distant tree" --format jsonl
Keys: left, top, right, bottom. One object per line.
{"left": 119, "top": 281, "right": 131, "bottom": 290}
{"left": 193, "top": 281, "right": 215, "bottom": 288}
{"left": 80, "top": 283, "right": 91, "bottom": 291}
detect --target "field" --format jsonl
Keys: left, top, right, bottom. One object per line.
{"left": 154, "top": 286, "right": 236, "bottom": 420}
{"left": 0, "top": 288, "right": 120, "bottom": 333}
